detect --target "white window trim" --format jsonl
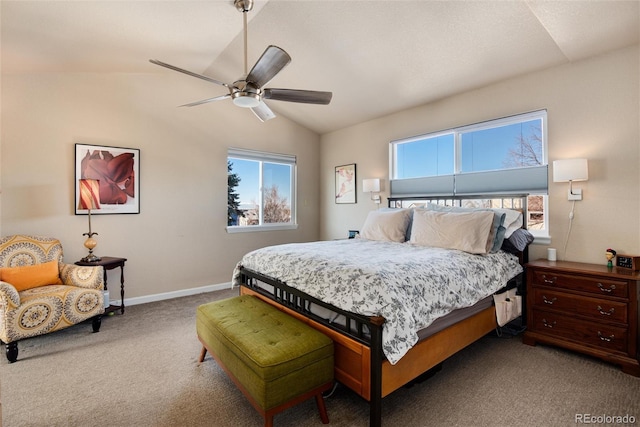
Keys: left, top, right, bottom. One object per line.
{"left": 226, "top": 223, "right": 299, "bottom": 233}
{"left": 227, "top": 148, "right": 297, "bottom": 233}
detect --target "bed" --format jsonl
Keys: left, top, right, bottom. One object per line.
{"left": 232, "top": 195, "right": 533, "bottom": 427}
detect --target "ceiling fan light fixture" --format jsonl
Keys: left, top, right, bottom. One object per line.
{"left": 232, "top": 92, "right": 261, "bottom": 108}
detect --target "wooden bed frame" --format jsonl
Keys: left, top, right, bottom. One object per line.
{"left": 238, "top": 195, "right": 529, "bottom": 427}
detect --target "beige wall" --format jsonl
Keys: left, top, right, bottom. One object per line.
{"left": 320, "top": 46, "right": 640, "bottom": 265}
{"left": 1, "top": 72, "right": 321, "bottom": 300}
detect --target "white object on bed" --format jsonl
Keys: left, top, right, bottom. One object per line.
{"left": 409, "top": 209, "right": 495, "bottom": 254}
{"left": 232, "top": 239, "right": 522, "bottom": 364}
{"left": 359, "top": 208, "right": 411, "bottom": 242}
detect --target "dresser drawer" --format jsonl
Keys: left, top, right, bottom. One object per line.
{"left": 531, "top": 309, "right": 628, "bottom": 353}
{"left": 531, "top": 270, "right": 628, "bottom": 298}
{"left": 531, "top": 288, "right": 628, "bottom": 324}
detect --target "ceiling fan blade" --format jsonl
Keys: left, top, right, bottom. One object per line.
{"left": 179, "top": 94, "right": 231, "bottom": 107}
{"left": 246, "top": 46, "right": 291, "bottom": 88}
{"left": 251, "top": 101, "right": 276, "bottom": 122}
{"left": 263, "top": 88, "right": 332, "bottom": 105}
{"left": 150, "top": 59, "right": 230, "bottom": 88}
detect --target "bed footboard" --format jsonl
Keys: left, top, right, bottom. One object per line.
{"left": 239, "top": 267, "right": 386, "bottom": 425}
{"left": 239, "top": 267, "right": 504, "bottom": 427}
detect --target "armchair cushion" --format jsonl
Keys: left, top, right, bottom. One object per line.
{"left": 59, "top": 263, "right": 103, "bottom": 289}
{"left": 0, "top": 260, "right": 62, "bottom": 291}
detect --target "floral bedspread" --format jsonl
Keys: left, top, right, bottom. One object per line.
{"left": 231, "top": 239, "right": 522, "bottom": 365}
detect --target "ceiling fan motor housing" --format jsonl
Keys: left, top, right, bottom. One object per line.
{"left": 232, "top": 80, "right": 261, "bottom": 108}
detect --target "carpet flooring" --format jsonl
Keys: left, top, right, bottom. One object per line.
{"left": 1, "top": 288, "right": 638, "bottom": 427}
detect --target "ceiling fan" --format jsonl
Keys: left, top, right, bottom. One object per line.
{"left": 150, "top": 0, "right": 332, "bottom": 122}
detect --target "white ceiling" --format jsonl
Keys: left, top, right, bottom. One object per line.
{"left": 2, "top": 1, "right": 638, "bottom": 134}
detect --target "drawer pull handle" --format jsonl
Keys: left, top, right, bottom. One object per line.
{"left": 542, "top": 275, "right": 557, "bottom": 285}
{"left": 597, "top": 283, "right": 616, "bottom": 293}
{"left": 542, "top": 318, "right": 556, "bottom": 328}
{"left": 542, "top": 296, "right": 557, "bottom": 305}
{"left": 598, "top": 331, "right": 615, "bottom": 342}
{"left": 597, "top": 306, "right": 615, "bottom": 316}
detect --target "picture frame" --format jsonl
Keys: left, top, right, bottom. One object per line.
{"left": 75, "top": 143, "right": 140, "bottom": 214}
{"left": 335, "top": 163, "right": 356, "bottom": 204}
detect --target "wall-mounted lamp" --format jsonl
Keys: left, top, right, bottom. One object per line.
{"left": 553, "top": 158, "right": 588, "bottom": 201}
{"left": 363, "top": 178, "right": 381, "bottom": 204}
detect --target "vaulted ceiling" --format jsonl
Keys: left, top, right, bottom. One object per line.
{"left": 2, "top": 1, "right": 638, "bottom": 134}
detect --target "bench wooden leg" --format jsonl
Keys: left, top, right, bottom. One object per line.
{"left": 265, "top": 415, "right": 274, "bottom": 427}
{"left": 315, "top": 392, "right": 329, "bottom": 424}
{"left": 198, "top": 346, "right": 207, "bottom": 363}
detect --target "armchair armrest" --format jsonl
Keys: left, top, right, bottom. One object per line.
{"left": 0, "top": 281, "right": 20, "bottom": 309}
{"left": 59, "top": 263, "right": 104, "bottom": 290}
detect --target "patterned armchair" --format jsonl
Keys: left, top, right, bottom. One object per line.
{"left": 0, "top": 235, "right": 104, "bottom": 363}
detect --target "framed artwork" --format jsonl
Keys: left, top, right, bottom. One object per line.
{"left": 75, "top": 143, "right": 140, "bottom": 214}
{"left": 335, "top": 163, "right": 356, "bottom": 204}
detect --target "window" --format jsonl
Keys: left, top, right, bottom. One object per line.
{"left": 395, "top": 133, "right": 454, "bottom": 179}
{"left": 390, "top": 110, "right": 548, "bottom": 239}
{"left": 227, "top": 148, "right": 297, "bottom": 232}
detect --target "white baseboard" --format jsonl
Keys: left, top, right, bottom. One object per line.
{"left": 109, "top": 282, "right": 234, "bottom": 307}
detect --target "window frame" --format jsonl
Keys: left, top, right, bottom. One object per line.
{"left": 227, "top": 148, "right": 298, "bottom": 233}
{"left": 389, "top": 110, "right": 549, "bottom": 240}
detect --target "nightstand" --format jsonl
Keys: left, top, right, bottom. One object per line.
{"left": 523, "top": 259, "right": 639, "bottom": 376}
{"left": 75, "top": 256, "right": 127, "bottom": 315}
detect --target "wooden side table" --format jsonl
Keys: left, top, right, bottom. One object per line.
{"left": 76, "top": 256, "right": 127, "bottom": 315}
{"left": 523, "top": 259, "right": 639, "bottom": 376}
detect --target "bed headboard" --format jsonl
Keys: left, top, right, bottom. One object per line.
{"left": 387, "top": 193, "right": 528, "bottom": 219}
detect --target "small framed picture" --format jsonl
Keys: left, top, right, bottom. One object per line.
{"left": 335, "top": 163, "right": 356, "bottom": 204}
{"left": 75, "top": 143, "right": 140, "bottom": 214}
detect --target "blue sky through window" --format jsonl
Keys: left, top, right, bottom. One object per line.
{"left": 395, "top": 119, "right": 542, "bottom": 179}
{"left": 461, "top": 120, "right": 542, "bottom": 172}
{"left": 229, "top": 158, "right": 291, "bottom": 206}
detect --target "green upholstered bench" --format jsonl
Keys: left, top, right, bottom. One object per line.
{"left": 197, "top": 295, "right": 334, "bottom": 427}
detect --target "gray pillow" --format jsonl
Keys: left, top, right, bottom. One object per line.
{"left": 501, "top": 228, "right": 534, "bottom": 254}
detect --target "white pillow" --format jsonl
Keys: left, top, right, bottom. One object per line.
{"left": 491, "top": 208, "right": 523, "bottom": 238}
{"left": 409, "top": 209, "right": 495, "bottom": 254}
{"left": 360, "top": 209, "right": 411, "bottom": 243}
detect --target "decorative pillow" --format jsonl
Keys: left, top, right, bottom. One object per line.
{"left": 409, "top": 209, "right": 495, "bottom": 254}
{"left": 0, "top": 260, "right": 62, "bottom": 291}
{"left": 501, "top": 228, "right": 535, "bottom": 254}
{"left": 491, "top": 208, "right": 523, "bottom": 238}
{"left": 424, "top": 204, "right": 506, "bottom": 253}
{"left": 360, "top": 209, "right": 411, "bottom": 243}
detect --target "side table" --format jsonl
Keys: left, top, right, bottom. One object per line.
{"left": 523, "top": 259, "right": 639, "bottom": 376}
{"left": 76, "top": 256, "right": 127, "bottom": 315}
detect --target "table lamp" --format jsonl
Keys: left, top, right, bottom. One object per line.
{"left": 78, "top": 178, "right": 101, "bottom": 262}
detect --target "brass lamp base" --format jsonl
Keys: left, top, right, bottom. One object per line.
{"left": 82, "top": 236, "right": 101, "bottom": 263}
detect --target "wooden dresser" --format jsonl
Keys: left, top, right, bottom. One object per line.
{"left": 523, "top": 259, "right": 639, "bottom": 376}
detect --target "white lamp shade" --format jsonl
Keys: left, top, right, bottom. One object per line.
{"left": 363, "top": 178, "right": 380, "bottom": 193}
{"left": 553, "top": 159, "right": 588, "bottom": 182}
